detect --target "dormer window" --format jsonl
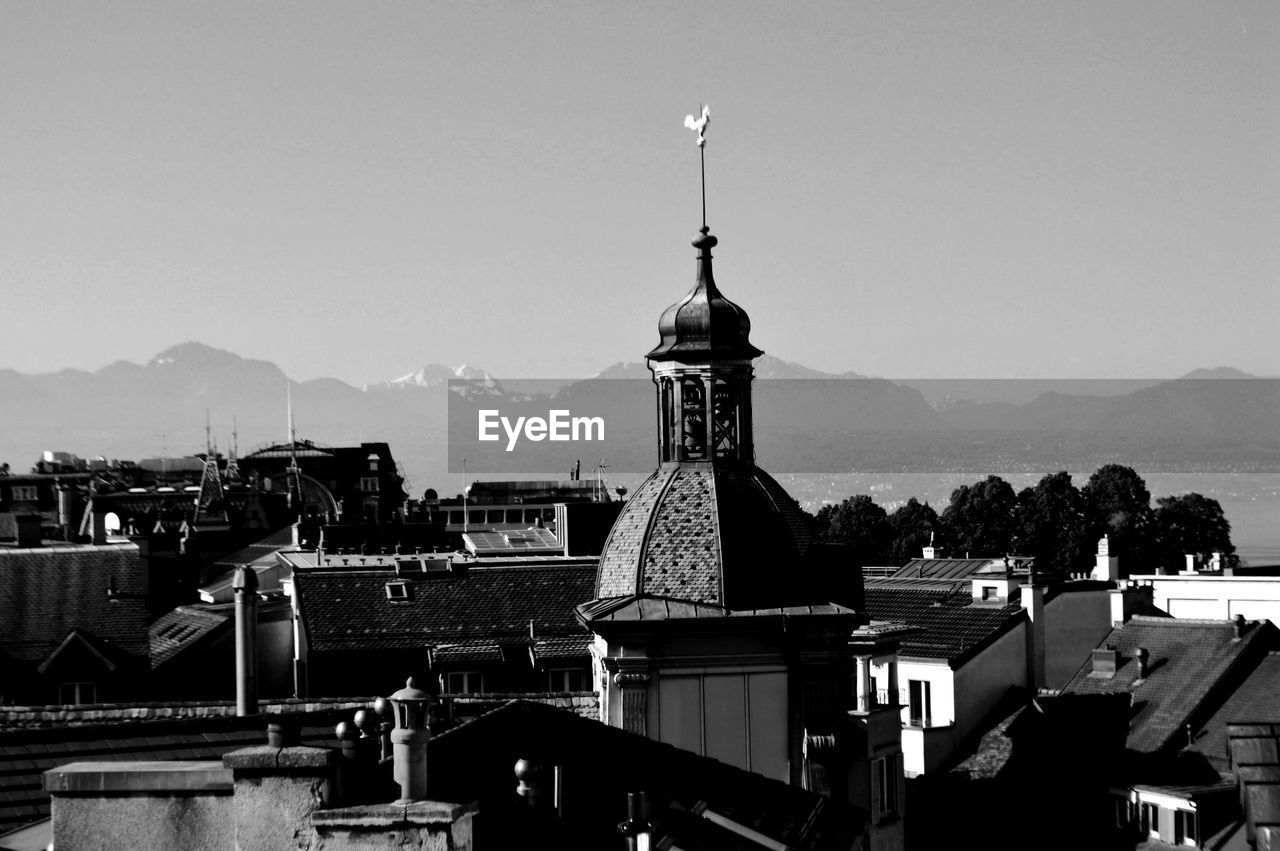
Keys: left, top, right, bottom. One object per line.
{"left": 360, "top": 477, "right": 380, "bottom": 493}
{"left": 981, "top": 586, "right": 998, "bottom": 602}
{"left": 385, "top": 580, "right": 411, "bottom": 602}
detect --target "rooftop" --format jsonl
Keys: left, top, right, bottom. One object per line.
{"left": 861, "top": 583, "right": 1025, "bottom": 666}
{"left": 1190, "top": 652, "right": 1280, "bottom": 767}
{"left": 0, "top": 542, "right": 149, "bottom": 668}
{"left": 292, "top": 562, "right": 597, "bottom": 653}
{"left": 1062, "top": 616, "right": 1279, "bottom": 753}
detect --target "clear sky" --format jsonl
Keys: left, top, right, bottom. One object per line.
{"left": 2, "top": 2, "right": 1276, "bottom": 385}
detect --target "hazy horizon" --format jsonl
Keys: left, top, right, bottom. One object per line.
{"left": 3, "top": 2, "right": 1277, "bottom": 385}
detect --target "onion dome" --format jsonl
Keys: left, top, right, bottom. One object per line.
{"left": 595, "top": 465, "right": 814, "bottom": 611}
{"left": 647, "top": 228, "right": 763, "bottom": 363}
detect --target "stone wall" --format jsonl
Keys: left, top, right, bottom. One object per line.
{"left": 0, "top": 697, "right": 373, "bottom": 730}
{"left": 45, "top": 761, "right": 234, "bottom": 851}
{"left": 3, "top": 693, "right": 599, "bottom": 730}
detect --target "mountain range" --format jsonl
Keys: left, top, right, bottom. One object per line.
{"left": 1, "top": 342, "right": 1277, "bottom": 491}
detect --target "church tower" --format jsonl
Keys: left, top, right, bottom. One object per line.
{"left": 577, "top": 118, "right": 909, "bottom": 848}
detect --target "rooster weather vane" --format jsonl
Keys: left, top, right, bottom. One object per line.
{"left": 684, "top": 104, "right": 711, "bottom": 229}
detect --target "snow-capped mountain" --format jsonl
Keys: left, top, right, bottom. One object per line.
{"left": 365, "top": 364, "right": 498, "bottom": 391}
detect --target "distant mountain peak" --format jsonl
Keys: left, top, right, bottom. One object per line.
{"left": 368, "top": 363, "right": 499, "bottom": 391}
{"left": 148, "top": 341, "right": 244, "bottom": 368}
{"left": 1179, "top": 366, "right": 1263, "bottom": 380}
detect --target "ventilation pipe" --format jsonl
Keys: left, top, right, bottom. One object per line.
{"left": 232, "top": 566, "right": 258, "bottom": 716}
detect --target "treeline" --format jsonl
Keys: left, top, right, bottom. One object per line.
{"left": 811, "top": 464, "right": 1236, "bottom": 574}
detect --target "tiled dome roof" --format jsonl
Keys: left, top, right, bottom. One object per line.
{"left": 595, "top": 464, "right": 813, "bottom": 610}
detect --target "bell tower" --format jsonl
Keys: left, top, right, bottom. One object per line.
{"left": 648, "top": 227, "right": 761, "bottom": 466}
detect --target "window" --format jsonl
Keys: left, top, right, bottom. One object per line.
{"left": 385, "top": 581, "right": 411, "bottom": 601}
{"left": 1175, "top": 809, "right": 1197, "bottom": 846}
{"left": 359, "top": 477, "right": 380, "bottom": 493}
{"left": 1115, "top": 797, "right": 1136, "bottom": 829}
{"left": 486, "top": 509, "right": 504, "bottom": 524}
{"left": 981, "top": 585, "right": 998, "bottom": 601}
{"left": 59, "top": 682, "right": 97, "bottom": 705}
{"left": 448, "top": 510, "right": 463, "bottom": 525}
{"left": 908, "top": 680, "right": 932, "bottom": 726}
{"left": 873, "top": 754, "right": 899, "bottom": 819}
{"left": 1141, "top": 803, "right": 1159, "bottom": 838}
{"left": 445, "top": 671, "right": 484, "bottom": 694}
{"left": 469, "top": 510, "right": 485, "bottom": 525}
{"left": 548, "top": 668, "right": 586, "bottom": 692}
{"left": 367, "top": 454, "right": 379, "bottom": 472}
{"left": 11, "top": 485, "right": 38, "bottom": 503}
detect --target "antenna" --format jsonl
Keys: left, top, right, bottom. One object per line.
{"left": 205, "top": 409, "right": 213, "bottom": 456}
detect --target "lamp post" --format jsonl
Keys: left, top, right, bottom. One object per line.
{"left": 388, "top": 676, "right": 432, "bottom": 803}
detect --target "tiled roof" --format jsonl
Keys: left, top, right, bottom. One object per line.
{"left": 0, "top": 709, "right": 350, "bottom": 832}
{"left": 429, "top": 699, "right": 860, "bottom": 850}
{"left": 893, "top": 558, "right": 1013, "bottom": 580}
{"left": 595, "top": 465, "right": 813, "bottom": 609}
{"left": 149, "top": 606, "right": 232, "bottom": 669}
{"left": 577, "top": 594, "right": 860, "bottom": 624}
{"left": 861, "top": 585, "right": 1024, "bottom": 665}
{"left": 1190, "top": 652, "right": 1280, "bottom": 767}
{"left": 1062, "top": 616, "right": 1278, "bottom": 753}
{"left": 293, "top": 563, "right": 596, "bottom": 653}
{"left": 0, "top": 543, "right": 149, "bottom": 667}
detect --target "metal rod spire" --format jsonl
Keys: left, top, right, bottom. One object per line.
{"left": 701, "top": 143, "right": 706, "bottom": 229}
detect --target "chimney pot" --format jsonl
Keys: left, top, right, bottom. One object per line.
{"left": 1235, "top": 614, "right": 1247, "bottom": 638}
{"left": 1136, "top": 647, "right": 1150, "bottom": 679}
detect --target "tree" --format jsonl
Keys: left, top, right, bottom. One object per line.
{"left": 814, "top": 495, "right": 892, "bottom": 566}
{"left": 1153, "top": 493, "right": 1236, "bottom": 573}
{"left": 886, "top": 498, "right": 941, "bottom": 566}
{"left": 1013, "top": 471, "right": 1091, "bottom": 575}
{"left": 1082, "top": 464, "right": 1154, "bottom": 565}
{"left": 941, "top": 475, "right": 1018, "bottom": 558}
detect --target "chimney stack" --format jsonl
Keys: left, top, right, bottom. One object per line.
{"left": 1235, "top": 614, "right": 1247, "bottom": 639}
{"left": 388, "top": 677, "right": 431, "bottom": 803}
{"left": 232, "top": 566, "right": 258, "bottom": 716}
{"left": 1135, "top": 647, "right": 1150, "bottom": 679}
{"left": 1092, "top": 535, "right": 1120, "bottom": 582}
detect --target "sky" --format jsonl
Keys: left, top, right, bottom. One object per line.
{"left": 2, "top": 1, "right": 1277, "bottom": 385}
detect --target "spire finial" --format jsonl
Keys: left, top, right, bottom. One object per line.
{"left": 684, "top": 104, "right": 711, "bottom": 229}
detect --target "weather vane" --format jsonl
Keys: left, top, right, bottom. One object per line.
{"left": 684, "top": 104, "right": 711, "bottom": 229}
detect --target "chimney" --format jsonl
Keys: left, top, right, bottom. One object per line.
{"left": 232, "top": 566, "right": 258, "bottom": 716}
{"left": 1110, "top": 581, "right": 1153, "bottom": 625}
{"left": 1184, "top": 553, "right": 1198, "bottom": 574}
{"left": 1211, "top": 551, "right": 1224, "bottom": 573}
{"left": 15, "top": 514, "right": 42, "bottom": 548}
{"left": 1092, "top": 646, "right": 1119, "bottom": 676}
{"left": 1135, "top": 647, "right": 1150, "bottom": 679}
{"left": 91, "top": 509, "right": 107, "bottom": 545}
{"left": 1234, "top": 614, "right": 1247, "bottom": 639}
{"left": 1093, "top": 535, "right": 1120, "bottom": 582}
{"left": 1022, "top": 582, "right": 1046, "bottom": 690}
{"left": 388, "top": 677, "right": 431, "bottom": 803}
{"left": 922, "top": 531, "right": 937, "bottom": 560}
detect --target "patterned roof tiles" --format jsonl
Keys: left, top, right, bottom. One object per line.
{"left": 0, "top": 543, "right": 150, "bottom": 667}
{"left": 861, "top": 585, "right": 1024, "bottom": 666}
{"left": 294, "top": 563, "right": 596, "bottom": 653}
{"left": 1062, "top": 616, "right": 1279, "bottom": 753}
{"left": 594, "top": 465, "right": 812, "bottom": 610}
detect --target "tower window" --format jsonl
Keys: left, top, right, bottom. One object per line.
{"left": 680, "top": 378, "right": 707, "bottom": 460}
